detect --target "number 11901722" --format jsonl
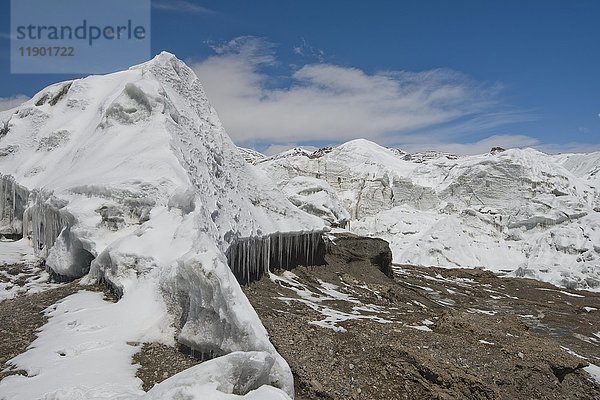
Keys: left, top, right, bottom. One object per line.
{"left": 18, "top": 47, "right": 75, "bottom": 56}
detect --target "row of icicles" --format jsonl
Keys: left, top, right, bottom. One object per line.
{"left": 225, "top": 231, "right": 326, "bottom": 285}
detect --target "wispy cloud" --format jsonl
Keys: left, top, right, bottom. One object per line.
{"left": 398, "top": 134, "right": 540, "bottom": 155}
{"left": 0, "top": 95, "right": 29, "bottom": 112}
{"left": 536, "top": 141, "right": 600, "bottom": 154}
{"left": 192, "top": 36, "right": 530, "bottom": 148}
{"left": 293, "top": 38, "right": 325, "bottom": 62}
{"left": 258, "top": 135, "right": 600, "bottom": 156}
{"left": 152, "top": 0, "right": 214, "bottom": 15}
{"left": 578, "top": 126, "right": 591, "bottom": 134}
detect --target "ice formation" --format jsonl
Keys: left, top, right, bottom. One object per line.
{"left": 0, "top": 52, "right": 325, "bottom": 397}
{"left": 0, "top": 174, "right": 29, "bottom": 239}
{"left": 226, "top": 231, "right": 326, "bottom": 285}
{"left": 257, "top": 139, "right": 600, "bottom": 290}
{"left": 142, "top": 351, "right": 292, "bottom": 400}
{"left": 281, "top": 176, "right": 350, "bottom": 227}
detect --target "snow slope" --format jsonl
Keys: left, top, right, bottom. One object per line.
{"left": 257, "top": 139, "right": 600, "bottom": 291}
{"left": 0, "top": 52, "right": 324, "bottom": 398}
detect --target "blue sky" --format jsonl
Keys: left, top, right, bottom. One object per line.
{"left": 1, "top": 0, "right": 599, "bottom": 154}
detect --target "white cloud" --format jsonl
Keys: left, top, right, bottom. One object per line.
{"left": 152, "top": 0, "right": 214, "bottom": 15}
{"left": 0, "top": 95, "right": 29, "bottom": 112}
{"left": 536, "top": 141, "right": 600, "bottom": 154}
{"left": 398, "top": 134, "right": 540, "bottom": 155}
{"left": 191, "top": 36, "right": 528, "bottom": 147}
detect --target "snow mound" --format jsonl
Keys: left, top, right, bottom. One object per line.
{"left": 0, "top": 52, "right": 325, "bottom": 397}
{"left": 144, "top": 351, "right": 291, "bottom": 400}
{"left": 257, "top": 140, "right": 600, "bottom": 291}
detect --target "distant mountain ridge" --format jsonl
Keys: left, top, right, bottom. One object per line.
{"left": 256, "top": 139, "right": 600, "bottom": 290}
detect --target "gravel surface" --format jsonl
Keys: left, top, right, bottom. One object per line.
{"left": 244, "top": 233, "right": 600, "bottom": 400}
{"left": 132, "top": 342, "right": 201, "bottom": 391}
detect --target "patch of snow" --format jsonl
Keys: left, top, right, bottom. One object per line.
{"left": 584, "top": 364, "right": 600, "bottom": 385}
{"left": 560, "top": 346, "right": 586, "bottom": 359}
{"left": 407, "top": 325, "right": 432, "bottom": 332}
{"left": 536, "top": 288, "right": 586, "bottom": 298}
{"left": 0, "top": 238, "right": 36, "bottom": 266}
{"left": 0, "top": 239, "right": 56, "bottom": 301}
{"left": 468, "top": 308, "right": 497, "bottom": 315}
{"left": 271, "top": 271, "right": 392, "bottom": 332}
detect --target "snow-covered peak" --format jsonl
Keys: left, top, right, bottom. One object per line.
{"left": 238, "top": 147, "right": 266, "bottom": 164}
{"left": 335, "top": 138, "right": 386, "bottom": 152}
{"left": 0, "top": 51, "right": 322, "bottom": 234}
{"left": 135, "top": 50, "right": 179, "bottom": 67}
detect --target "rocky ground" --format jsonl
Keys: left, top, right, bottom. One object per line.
{"left": 243, "top": 233, "right": 600, "bottom": 400}
{"left": 132, "top": 343, "right": 201, "bottom": 391}
{"left": 1, "top": 234, "right": 599, "bottom": 399}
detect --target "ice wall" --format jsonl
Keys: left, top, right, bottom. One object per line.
{"left": 281, "top": 177, "right": 350, "bottom": 227}
{"left": 258, "top": 141, "right": 600, "bottom": 290}
{"left": 22, "top": 194, "right": 72, "bottom": 256}
{"left": 0, "top": 174, "right": 30, "bottom": 239}
{"left": 226, "top": 231, "right": 326, "bottom": 285}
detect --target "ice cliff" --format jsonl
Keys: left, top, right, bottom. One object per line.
{"left": 0, "top": 52, "right": 325, "bottom": 398}
{"left": 256, "top": 139, "right": 600, "bottom": 290}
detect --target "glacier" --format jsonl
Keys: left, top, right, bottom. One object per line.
{"left": 0, "top": 52, "right": 325, "bottom": 399}
{"left": 256, "top": 139, "right": 600, "bottom": 291}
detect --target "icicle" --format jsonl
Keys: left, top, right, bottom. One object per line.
{"left": 22, "top": 192, "right": 73, "bottom": 257}
{"left": 0, "top": 174, "right": 30, "bottom": 239}
{"left": 226, "top": 230, "right": 326, "bottom": 285}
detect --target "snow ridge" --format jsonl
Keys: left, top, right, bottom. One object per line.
{"left": 257, "top": 140, "right": 600, "bottom": 291}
